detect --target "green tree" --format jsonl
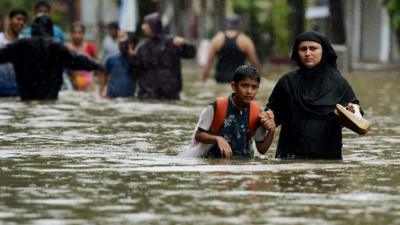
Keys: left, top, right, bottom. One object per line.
{"left": 0, "top": 0, "right": 70, "bottom": 31}
{"left": 232, "top": 0, "right": 266, "bottom": 61}
{"left": 265, "top": 0, "right": 291, "bottom": 57}
{"left": 385, "top": 0, "right": 400, "bottom": 51}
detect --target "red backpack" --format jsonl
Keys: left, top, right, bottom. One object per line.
{"left": 209, "top": 97, "right": 261, "bottom": 137}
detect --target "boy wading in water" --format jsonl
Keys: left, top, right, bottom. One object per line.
{"left": 193, "top": 65, "right": 276, "bottom": 158}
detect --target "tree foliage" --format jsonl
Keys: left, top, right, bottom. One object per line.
{"left": 0, "top": 0, "right": 69, "bottom": 30}
{"left": 232, "top": 0, "right": 291, "bottom": 60}
{"left": 385, "top": 0, "right": 400, "bottom": 30}
{"left": 385, "top": 0, "right": 400, "bottom": 50}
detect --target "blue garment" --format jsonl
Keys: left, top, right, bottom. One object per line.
{"left": 105, "top": 55, "right": 136, "bottom": 98}
{"left": 0, "top": 63, "right": 18, "bottom": 96}
{"left": 22, "top": 25, "right": 65, "bottom": 43}
{"left": 208, "top": 95, "right": 252, "bottom": 157}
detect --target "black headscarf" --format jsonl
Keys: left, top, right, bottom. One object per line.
{"left": 31, "top": 15, "right": 54, "bottom": 37}
{"left": 144, "top": 12, "right": 163, "bottom": 36}
{"left": 289, "top": 31, "right": 356, "bottom": 118}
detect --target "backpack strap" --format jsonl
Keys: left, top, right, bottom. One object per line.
{"left": 209, "top": 97, "right": 229, "bottom": 134}
{"left": 209, "top": 96, "right": 261, "bottom": 137}
{"left": 248, "top": 100, "right": 261, "bottom": 137}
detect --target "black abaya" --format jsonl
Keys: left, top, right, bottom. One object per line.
{"left": 266, "top": 31, "right": 360, "bottom": 159}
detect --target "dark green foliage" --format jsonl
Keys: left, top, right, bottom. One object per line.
{"left": 384, "top": 0, "right": 400, "bottom": 50}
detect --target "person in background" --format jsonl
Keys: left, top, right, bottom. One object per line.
{"left": 99, "top": 32, "right": 138, "bottom": 98}
{"left": 188, "top": 65, "right": 275, "bottom": 158}
{"left": 22, "top": 1, "right": 71, "bottom": 90}
{"left": 131, "top": 12, "right": 196, "bottom": 100}
{"left": 22, "top": 1, "right": 65, "bottom": 43}
{"left": 201, "top": 14, "right": 261, "bottom": 83}
{"left": 66, "top": 23, "right": 98, "bottom": 91}
{"left": 265, "top": 31, "right": 363, "bottom": 160}
{"left": 101, "top": 21, "right": 120, "bottom": 65}
{"left": 0, "top": 9, "right": 28, "bottom": 97}
{"left": 0, "top": 16, "right": 102, "bottom": 100}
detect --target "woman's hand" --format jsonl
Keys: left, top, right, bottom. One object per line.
{"left": 345, "top": 103, "right": 359, "bottom": 113}
{"left": 260, "top": 110, "right": 276, "bottom": 131}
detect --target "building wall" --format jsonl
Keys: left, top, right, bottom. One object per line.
{"left": 80, "top": 0, "right": 119, "bottom": 42}
{"left": 346, "top": 0, "right": 399, "bottom": 67}
{"left": 361, "top": 0, "right": 390, "bottom": 62}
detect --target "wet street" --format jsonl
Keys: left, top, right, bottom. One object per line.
{"left": 0, "top": 66, "right": 399, "bottom": 225}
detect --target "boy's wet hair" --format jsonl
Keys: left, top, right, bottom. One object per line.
{"left": 232, "top": 65, "right": 260, "bottom": 83}
{"left": 9, "top": 8, "right": 28, "bottom": 19}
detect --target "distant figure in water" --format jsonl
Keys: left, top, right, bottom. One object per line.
{"left": 99, "top": 32, "right": 138, "bottom": 98}
{"left": 265, "top": 31, "right": 363, "bottom": 159}
{"left": 22, "top": 1, "right": 65, "bottom": 43}
{"left": 201, "top": 14, "right": 261, "bottom": 83}
{"left": 0, "top": 16, "right": 102, "bottom": 100}
{"left": 0, "top": 8, "right": 28, "bottom": 97}
{"left": 66, "top": 23, "right": 99, "bottom": 91}
{"left": 181, "top": 65, "right": 275, "bottom": 159}
{"left": 101, "top": 21, "right": 120, "bottom": 66}
{"left": 131, "top": 12, "right": 196, "bottom": 100}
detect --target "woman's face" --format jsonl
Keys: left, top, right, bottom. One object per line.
{"left": 71, "top": 26, "right": 85, "bottom": 44}
{"left": 298, "top": 41, "right": 323, "bottom": 69}
{"left": 141, "top": 22, "right": 153, "bottom": 37}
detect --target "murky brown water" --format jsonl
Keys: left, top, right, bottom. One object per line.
{"left": 0, "top": 65, "right": 399, "bottom": 225}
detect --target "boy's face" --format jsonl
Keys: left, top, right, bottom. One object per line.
{"left": 118, "top": 40, "right": 134, "bottom": 56}
{"left": 9, "top": 14, "right": 27, "bottom": 34}
{"left": 231, "top": 77, "right": 259, "bottom": 106}
{"left": 35, "top": 6, "right": 51, "bottom": 16}
{"left": 108, "top": 27, "right": 119, "bottom": 39}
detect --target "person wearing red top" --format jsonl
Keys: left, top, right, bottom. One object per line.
{"left": 66, "top": 23, "right": 98, "bottom": 91}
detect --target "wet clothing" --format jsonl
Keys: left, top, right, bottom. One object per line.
{"left": 198, "top": 95, "right": 267, "bottom": 158}
{"left": 215, "top": 33, "right": 246, "bottom": 83}
{"left": 105, "top": 54, "right": 136, "bottom": 98}
{"left": 0, "top": 37, "right": 100, "bottom": 100}
{"left": 132, "top": 13, "right": 195, "bottom": 100}
{"left": 132, "top": 36, "right": 196, "bottom": 100}
{"left": 0, "top": 63, "right": 18, "bottom": 96}
{"left": 266, "top": 31, "right": 360, "bottom": 159}
{"left": 101, "top": 35, "right": 119, "bottom": 65}
{"left": 0, "top": 33, "right": 20, "bottom": 97}
{"left": 66, "top": 42, "right": 98, "bottom": 90}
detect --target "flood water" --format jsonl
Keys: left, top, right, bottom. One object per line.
{"left": 0, "top": 66, "right": 399, "bottom": 225}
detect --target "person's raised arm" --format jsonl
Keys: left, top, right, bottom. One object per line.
{"left": 60, "top": 44, "right": 100, "bottom": 71}
{"left": 173, "top": 36, "right": 196, "bottom": 58}
{"left": 243, "top": 35, "right": 261, "bottom": 72}
{"left": 200, "top": 33, "right": 224, "bottom": 82}
{"left": 98, "top": 70, "right": 108, "bottom": 98}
